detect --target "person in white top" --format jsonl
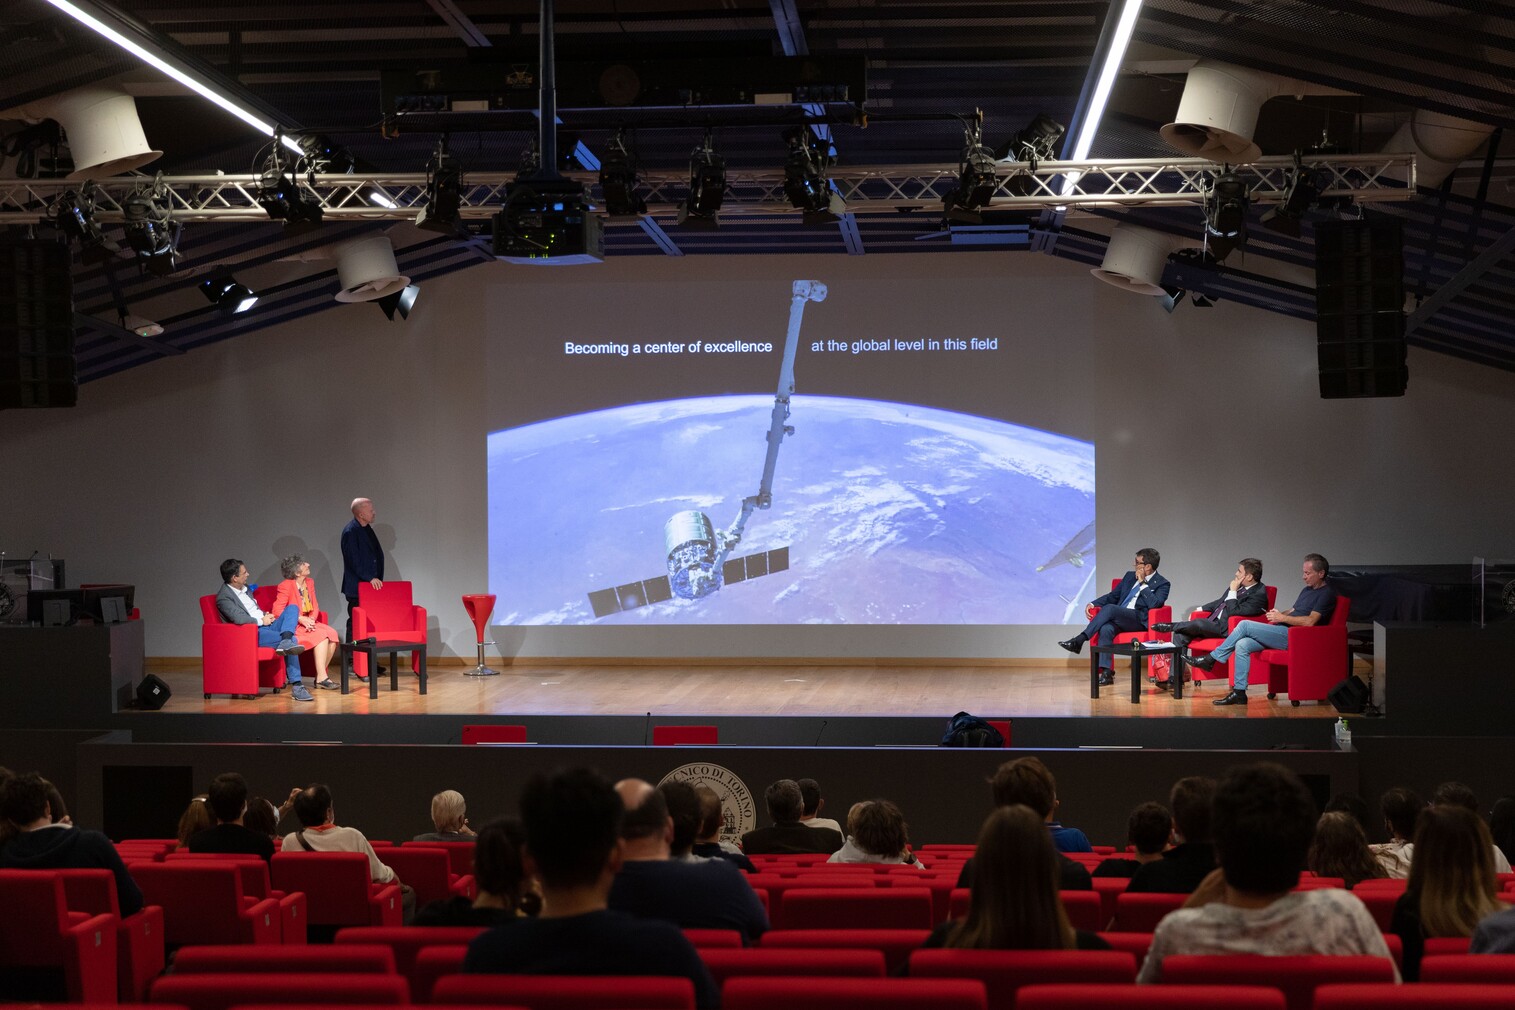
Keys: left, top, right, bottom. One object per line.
{"left": 828, "top": 799, "right": 924, "bottom": 867}
{"left": 282, "top": 783, "right": 415, "bottom": 922}
{"left": 797, "top": 778, "right": 844, "bottom": 834}
{"left": 1138, "top": 762, "right": 1397, "bottom": 983}
{"left": 1370, "top": 786, "right": 1421, "bottom": 879}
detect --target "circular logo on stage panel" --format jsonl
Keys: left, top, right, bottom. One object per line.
{"left": 658, "top": 763, "right": 757, "bottom": 844}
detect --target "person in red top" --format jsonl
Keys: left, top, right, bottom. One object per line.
{"left": 272, "top": 554, "right": 342, "bottom": 690}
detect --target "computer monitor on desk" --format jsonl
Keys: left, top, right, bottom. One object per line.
{"left": 27, "top": 589, "right": 84, "bottom": 626}
{"left": 81, "top": 584, "right": 135, "bottom": 624}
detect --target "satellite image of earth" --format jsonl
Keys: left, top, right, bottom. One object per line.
{"left": 487, "top": 395, "right": 1095, "bottom": 625}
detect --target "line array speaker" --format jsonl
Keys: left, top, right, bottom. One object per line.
{"left": 0, "top": 239, "right": 77, "bottom": 409}
{"left": 1315, "top": 218, "right": 1406, "bottom": 399}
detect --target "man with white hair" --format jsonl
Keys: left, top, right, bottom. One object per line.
{"left": 414, "top": 789, "right": 477, "bottom": 841}
{"left": 340, "top": 496, "right": 384, "bottom": 681}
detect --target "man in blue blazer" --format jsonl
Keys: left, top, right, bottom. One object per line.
{"left": 1058, "top": 548, "right": 1170, "bottom": 685}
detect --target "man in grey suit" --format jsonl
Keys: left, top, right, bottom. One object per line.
{"left": 216, "top": 558, "right": 313, "bottom": 702}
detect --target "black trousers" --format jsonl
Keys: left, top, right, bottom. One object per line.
{"left": 1171, "top": 617, "right": 1227, "bottom": 653}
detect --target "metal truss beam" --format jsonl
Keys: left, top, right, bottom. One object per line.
{"left": 0, "top": 154, "right": 1417, "bottom": 224}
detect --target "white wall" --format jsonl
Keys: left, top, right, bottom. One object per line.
{"left": 5, "top": 250, "right": 1513, "bottom": 659}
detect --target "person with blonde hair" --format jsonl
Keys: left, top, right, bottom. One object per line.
{"left": 176, "top": 795, "right": 212, "bottom": 847}
{"left": 415, "top": 789, "right": 476, "bottom": 841}
{"left": 1391, "top": 804, "right": 1508, "bottom": 980}
{"left": 922, "top": 805, "right": 1109, "bottom": 950}
{"left": 1308, "top": 811, "right": 1386, "bottom": 889}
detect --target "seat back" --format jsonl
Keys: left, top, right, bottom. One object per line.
{"left": 403, "top": 839, "right": 476, "bottom": 876}
{"left": 131, "top": 861, "right": 259, "bottom": 945}
{"left": 1160, "top": 954, "right": 1394, "bottom": 1010}
{"left": 723, "top": 976, "right": 987, "bottom": 1010}
{"left": 1422, "top": 936, "right": 1473, "bottom": 956}
{"left": 149, "top": 972, "right": 409, "bottom": 1010}
{"left": 684, "top": 928, "right": 744, "bottom": 948}
{"left": 699, "top": 947, "right": 885, "bottom": 985}
{"left": 1112, "top": 891, "right": 1187, "bottom": 932}
{"left": 0, "top": 869, "right": 73, "bottom": 961}
{"left": 432, "top": 973, "right": 696, "bottom": 1009}
{"left": 369, "top": 846, "right": 451, "bottom": 907}
{"left": 199, "top": 595, "right": 221, "bottom": 624}
{"left": 460, "top": 724, "right": 527, "bottom": 745}
{"left": 1353, "top": 889, "right": 1399, "bottom": 931}
{"left": 271, "top": 852, "right": 377, "bottom": 926}
{"left": 908, "top": 949, "right": 1137, "bottom": 1010}
{"left": 333, "top": 925, "right": 486, "bottom": 987}
{"left": 165, "top": 852, "right": 273, "bottom": 898}
{"left": 652, "top": 725, "right": 718, "bottom": 746}
{"left": 410, "top": 944, "right": 468, "bottom": 1001}
{"left": 357, "top": 581, "right": 416, "bottom": 629}
{"left": 780, "top": 887, "right": 933, "bottom": 930}
{"left": 1314, "top": 982, "right": 1515, "bottom": 1009}
{"left": 54, "top": 867, "right": 124, "bottom": 917}
{"left": 1016, "top": 983, "right": 1286, "bottom": 1010}
{"left": 1420, "top": 953, "right": 1515, "bottom": 983}
{"left": 758, "top": 928, "right": 931, "bottom": 974}
{"left": 170, "top": 943, "right": 396, "bottom": 974}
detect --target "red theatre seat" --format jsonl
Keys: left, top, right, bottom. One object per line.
{"left": 1314, "top": 983, "right": 1515, "bottom": 1009}
{"left": 270, "top": 853, "right": 402, "bottom": 929}
{"left": 130, "top": 861, "right": 281, "bottom": 946}
{"left": 369, "top": 845, "right": 474, "bottom": 906}
{"left": 908, "top": 949, "right": 1137, "bottom": 1010}
{"left": 56, "top": 867, "right": 167, "bottom": 1001}
{"left": 169, "top": 943, "right": 396, "bottom": 975}
{"left": 1260, "top": 594, "right": 1353, "bottom": 704}
{"left": 334, "top": 926, "right": 486, "bottom": 999}
{"left": 1420, "top": 953, "right": 1515, "bottom": 983}
{"left": 432, "top": 973, "right": 696, "bottom": 1009}
{"left": 1091, "top": 578, "right": 1174, "bottom": 660}
{"left": 1159, "top": 954, "right": 1395, "bottom": 1010}
{"left": 200, "top": 593, "right": 284, "bottom": 698}
{"left": 759, "top": 928, "right": 931, "bottom": 975}
{"left": 352, "top": 581, "right": 427, "bottom": 679}
{"left": 1422, "top": 936, "right": 1473, "bottom": 956}
{"left": 723, "top": 976, "right": 987, "bottom": 1010}
{"left": 409, "top": 944, "right": 468, "bottom": 1001}
{"left": 149, "top": 972, "right": 409, "bottom": 1010}
{"left": 1183, "top": 586, "right": 1279, "bottom": 686}
{"left": 1353, "top": 889, "right": 1399, "bottom": 931}
{"left": 652, "top": 725, "right": 719, "bottom": 746}
{"left": 1111, "top": 891, "right": 1187, "bottom": 932}
{"left": 460, "top": 724, "right": 527, "bottom": 745}
{"left": 1016, "top": 983, "right": 1286, "bottom": 1010}
{"left": 402, "top": 839, "right": 478, "bottom": 876}
{"left": 0, "top": 869, "right": 119, "bottom": 1003}
{"left": 699, "top": 947, "right": 886, "bottom": 984}
{"left": 780, "top": 886, "right": 933, "bottom": 930}
{"left": 684, "top": 928, "right": 743, "bottom": 948}
{"left": 163, "top": 852, "right": 307, "bottom": 944}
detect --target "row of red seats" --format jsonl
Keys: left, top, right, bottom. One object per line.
{"left": 115, "top": 839, "right": 479, "bottom": 876}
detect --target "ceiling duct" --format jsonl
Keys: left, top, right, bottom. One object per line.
{"left": 333, "top": 236, "right": 410, "bottom": 303}
{"left": 1160, "top": 60, "right": 1337, "bottom": 164}
{"left": 24, "top": 85, "right": 162, "bottom": 179}
{"left": 1090, "top": 223, "right": 1196, "bottom": 296}
{"left": 1383, "top": 110, "right": 1496, "bottom": 189}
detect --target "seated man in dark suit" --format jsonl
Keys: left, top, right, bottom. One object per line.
{"left": 1128, "top": 776, "right": 1217, "bottom": 893}
{"left": 215, "top": 557, "right": 311, "bottom": 702}
{"left": 741, "top": 779, "right": 844, "bottom": 855}
{"left": 0, "top": 771, "right": 143, "bottom": 916}
{"left": 1058, "top": 548, "right": 1170, "bottom": 687}
{"left": 1151, "top": 558, "right": 1268, "bottom": 690}
{"left": 465, "top": 768, "right": 717, "bottom": 1009}
{"left": 186, "top": 772, "right": 276, "bottom": 863}
{"left": 956, "top": 757, "right": 1093, "bottom": 891}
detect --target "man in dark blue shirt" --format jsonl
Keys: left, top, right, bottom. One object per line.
{"left": 1190, "top": 554, "right": 1338, "bottom": 707}
{"left": 465, "top": 768, "right": 718, "bottom": 1010}
{"left": 340, "top": 497, "right": 385, "bottom": 678}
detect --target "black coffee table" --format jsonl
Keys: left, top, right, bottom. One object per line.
{"left": 1089, "top": 641, "right": 1185, "bottom": 703}
{"left": 340, "top": 638, "right": 428, "bottom": 698}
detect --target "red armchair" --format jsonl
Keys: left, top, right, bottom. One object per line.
{"left": 130, "top": 861, "right": 282, "bottom": 946}
{"left": 1183, "top": 586, "right": 1278, "bottom": 687}
{"left": 1259, "top": 594, "right": 1353, "bottom": 705}
{"left": 270, "top": 853, "right": 403, "bottom": 930}
{"left": 0, "top": 870, "right": 118, "bottom": 1003}
{"left": 351, "top": 581, "right": 426, "bottom": 679}
{"left": 198, "top": 587, "right": 326, "bottom": 699}
{"left": 57, "top": 867, "right": 168, "bottom": 1001}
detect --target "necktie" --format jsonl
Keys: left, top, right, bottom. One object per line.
{"left": 1124, "top": 581, "right": 1145, "bottom": 608}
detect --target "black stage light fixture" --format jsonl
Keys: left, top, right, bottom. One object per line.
{"left": 781, "top": 126, "right": 844, "bottom": 224}
{"left": 678, "top": 130, "right": 726, "bottom": 228}
{"left": 1159, "top": 284, "right": 1185, "bottom": 314}
{"left": 945, "top": 113, "right": 1000, "bottom": 221}
{"left": 121, "top": 189, "right": 180, "bottom": 277}
{"left": 1190, "top": 292, "right": 1216, "bottom": 307}
{"left": 598, "top": 129, "right": 646, "bottom": 217}
{"left": 995, "top": 113, "right": 1067, "bottom": 165}
{"left": 256, "top": 140, "right": 324, "bottom": 234}
{"left": 377, "top": 283, "right": 420, "bottom": 321}
{"left": 415, "top": 140, "right": 465, "bottom": 236}
{"left": 199, "top": 276, "right": 259, "bottom": 315}
{"left": 299, "top": 134, "right": 398, "bottom": 210}
{"left": 1261, "top": 151, "right": 1322, "bottom": 238}
{"left": 53, "top": 185, "right": 119, "bottom": 264}
{"left": 1204, "top": 168, "right": 1251, "bottom": 261}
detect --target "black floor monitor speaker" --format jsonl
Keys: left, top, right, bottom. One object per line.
{"left": 1328, "top": 674, "right": 1369, "bottom": 714}
{"left": 136, "top": 673, "right": 172, "bottom": 710}
{"left": 1315, "top": 218, "right": 1406, "bottom": 399}
{"left": 0, "top": 239, "right": 77, "bottom": 409}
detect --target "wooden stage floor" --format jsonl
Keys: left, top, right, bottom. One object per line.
{"left": 142, "top": 661, "right": 1344, "bottom": 719}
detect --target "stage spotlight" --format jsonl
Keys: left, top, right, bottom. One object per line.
{"left": 53, "top": 185, "right": 118, "bottom": 264}
{"left": 944, "top": 114, "right": 1000, "bottom": 221}
{"left": 121, "top": 189, "right": 180, "bottom": 277}
{"left": 1204, "top": 168, "right": 1251, "bottom": 260}
{"left": 300, "top": 135, "right": 398, "bottom": 210}
{"left": 1159, "top": 284, "right": 1185, "bottom": 314}
{"left": 781, "top": 127, "right": 844, "bottom": 224}
{"left": 256, "top": 143, "right": 324, "bottom": 234}
{"left": 678, "top": 130, "right": 726, "bottom": 228}
{"left": 377, "top": 283, "right": 420, "bottom": 321}
{"left": 199, "top": 276, "right": 259, "bottom": 315}
{"left": 995, "top": 113, "right": 1067, "bottom": 165}
{"left": 1260, "top": 152, "right": 1322, "bottom": 238}
{"left": 415, "top": 140, "right": 464, "bottom": 236}
{"left": 599, "top": 129, "right": 646, "bottom": 217}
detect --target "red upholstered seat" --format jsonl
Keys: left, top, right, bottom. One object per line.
{"left": 0, "top": 870, "right": 119, "bottom": 1003}
{"left": 1015, "top": 983, "right": 1286, "bottom": 1010}
{"left": 169, "top": 943, "right": 396, "bottom": 974}
{"left": 908, "top": 949, "right": 1137, "bottom": 1010}
{"left": 759, "top": 928, "right": 931, "bottom": 974}
{"left": 370, "top": 844, "right": 474, "bottom": 906}
{"left": 1350, "top": 878, "right": 1408, "bottom": 891}
{"left": 432, "top": 973, "right": 696, "bottom": 1009}
{"left": 270, "top": 852, "right": 402, "bottom": 928}
{"left": 198, "top": 592, "right": 303, "bottom": 698}
{"left": 352, "top": 581, "right": 427, "bottom": 678}
{"left": 334, "top": 926, "right": 486, "bottom": 999}
{"left": 1259, "top": 594, "right": 1354, "bottom": 704}
{"left": 683, "top": 928, "right": 744, "bottom": 948}
{"left": 1422, "top": 936, "right": 1473, "bottom": 956}
{"left": 460, "top": 724, "right": 527, "bottom": 745}
{"left": 149, "top": 971, "right": 409, "bottom": 1010}
{"left": 1091, "top": 579, "right": 1173, "bottom": 660}
{"left": 1315, "top": 983, "right": 1515, "bottom": 1009}
{"left": 1183, "top": 586, "right": 1279, "bottom": 686}
{"left": 723, "top": 976, "right": 986, "bottom": 1010}
{"left": 946, "top": 888, "right": 1104, "bottom": 931}
{"left": 780, "top": 886, "right": 933, "bottom": 930}
{"left": 878, "top": 873, "right": 958, "bottom": 923}
{"left": 1420, "top": 953, "right": 1515, "bottom": 983}
{"left": 1159, "top": 954, "right": 1396, "bottom": 1010}
{"left": 130, "top": 860, "right": 282, "bottom": 946}
{"left": 403, "top": 839, "right": 478, "bottom": 876}
{"left": 699, "top": 947, "right": 885, "bottom": 984}
{"left": 163, "top": 852, "right": 307, "bottom": 943}
{"left": 1111, "top": 891, "right": 1187, "bottom": 932}
{"left": 410, "top": 944, "right": 468, "bottom": 1001}
{"left": 652, "top": 725, "right": 719, "bottom": 745}
{"left": 1098, "top": 932, "right": 1154, "bottom": 962}
{"left": 1092, "top": 876, "right": 1129, "bottom": 923}
{"left": 55, "top": 867, "right": 167, "bottom": 1001}
{"left": 1353, "top": 889, "right": 1399, "bottom": 931}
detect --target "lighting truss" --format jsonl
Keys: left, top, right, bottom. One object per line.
{"left": 0, "top": 154, "right": 1417, "bottom": 224}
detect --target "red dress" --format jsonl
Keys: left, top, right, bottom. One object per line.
{"left": 272, "top": 578, "right": 340, "bottom": 648}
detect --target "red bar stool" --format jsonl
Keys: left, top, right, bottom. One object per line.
{"left": 461, "top": 594, "right": 499, "bottom": 677}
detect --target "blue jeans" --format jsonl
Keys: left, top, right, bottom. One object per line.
{"left": 256, "top": 604, "right": 303, "bottom": 683}
{"left": 1207, "top": 619, "right": 1289, "bottom": 690}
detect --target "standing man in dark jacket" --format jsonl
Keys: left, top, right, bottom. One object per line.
{"left": 341, "top": 497, "right": 384, "bottom": 679}
{"left": 0, "top": 772, "right": 143, "bottom": 916}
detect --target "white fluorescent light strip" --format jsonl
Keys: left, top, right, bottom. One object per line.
{"left": 45, "top": 0, "right": 303, "bottom": 154}
{"left": 1061, "top": 0, "right": 1144, "bottom": 197}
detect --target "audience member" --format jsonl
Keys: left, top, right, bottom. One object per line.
{"left": 42, "top": 779, "right": 71, "bottom": 826}
{"left": 923, "top": 805, "right": 1110, "bottom": 951}
{"left": 1490, "top": 796, "right": 1515, "bottom": 871}
{"left": 690, "top": 786, "right": 755, "bottom": 871}
{"left": 1093, "top": 802, "right": 1171, "bottom": 878}
{"left": 242, "top": 796, "right": 280, "bottom": 840}
{"left": 176, "top": 795, "right": 213, "bottom": 847}
{"left": 797, "top": 778, "right": 844, "bottom": 834}
{"left": 957, "top": 757, "right": 1093, "bottom": 891}
{"left": 464, "top": 768, "right": 718, "bottom": 1009}
{"left": 417, "top": 818, "right": 538, "bottom": 926}
{"left": 658, "top": 780, "right": 704, "bottom": 861}
{"left": 0, "top": 771, "right": 143, "bottom": 916}
{"left": 187, "top": 772, "right": 276, "bottom": 862}
{"left": 414, "top": 789, "right": 476, "bottom": 841}
{"left": 607, "top": 778, "right": 768, "bottom": 942}
{"left": 1323, "top": 793, "right": 1374, "bottom": 837}
{"left": 1308, "top": 811, "right": 1386, "bottom": 888}
{"left": 0, "top": 766, "right": 14, "bottom": 848}
{"left": 830, "top": 799, "right": 922, "bottom": 866}
{"left": 1432, "top": 780, "right": 1513, "bottom": 873}
{"left": 1391, "top": 804, "right": 1508, "bottom": 980}
{"left": 1129, "top": 777, "right": 1217, "bottom": 893}
{"left": 1137, "top": 762, "right": 1392, "bottom": 983}
{"left": 741, "top": 779, "right": 844, "bottom": 854}
{"left": 1370, "top": 786, "right": 1422, "bottom": 879}
{"left": 283, "top": 783, "right": 414, "bottom": 923}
